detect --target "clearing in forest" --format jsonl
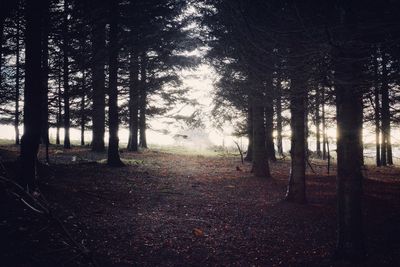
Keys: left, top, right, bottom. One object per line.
{"left": 1, "top": 146, "right": 400, "bottom": 266}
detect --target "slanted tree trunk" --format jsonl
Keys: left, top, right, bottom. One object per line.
{"left": 127, "top": 46, "right": 139, "bottom": 151}
{"left": 90, "top": 1, "right": 106, "bottom": 152}
{"left": 286, "top": 75, "right": 306, "bottom": 204}
{"left": 276, "top": 77, "right": 283, "bottom": 156}
{"left": 244, "top": 102, "right": 253, "bottom": 161}
{"left": 315, "top": 85, "right": 321, "bottom": 158}
{"left": 20, "top": 0, "right": 45, "bottom": 190}
{"left": 334, "top": 4, "right": 365, "bottom": 260}
{"left": 252, "top": 92, "right": 271, "bottom": 178}
{"left": 139, "top": 53, "right": 148, "bottom": 149}
{"left": 265, "top": 90, "right": 276, "bottom": 161}
{"left": 62, "top": 0, "right": 71, "bottom": 149}
{"left": 107, "top": 0, "right": 123, "bottom": 167}
{"left": 15, "top": 5, "right": 21, "bottom": 145}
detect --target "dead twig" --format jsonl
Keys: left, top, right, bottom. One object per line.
{"left": 233, "top": 140, "right": 244, "bottom": 164}
{"left": 0, "top": 173, "right": 98, "bottom": 267}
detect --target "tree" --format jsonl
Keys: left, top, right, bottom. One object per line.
{"left": 20, "top": 0, "right": 46, "bottom": 190}
{"left": 62, "top": 0, "right": 71, "bottom": 148}
{"left": 286, "top": 72, "right": 307, "bottom": 204}
{"left": 106, "top": 0, "right": 123, "bottom": 166}
{"left": 332, "top": 2, "right": 365, "bottom": 260}
{"left": 90, "top": 0, "right": 106, "bottom": 152}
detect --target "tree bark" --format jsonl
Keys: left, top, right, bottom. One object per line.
{"left": 275, "top": 77, "right": 283, "bottom": 156}
{"left": 285, "top": 75, "right": 306, "bottom": 204}
{"left": 315, "top": 85, "right": 321, "bottom": 157}
{"left": 127, "top": 46, "right": 139, "bottom": 151}
{"left": 107, "top": 0, "right": 123, "bottom": 167}
{"left": 381, "top": 52, "right": 392, "bottom": 166}
{"left": 56, "top": 63, "right": 62, "bottom": 145}
{"left": 244, "top": 102, "right": 253, "bottom": 161}
{"left": 0, "top": 7, "right": 4, "bottom": 105}
{"left": 251, "top": 93, "right": 271, "bottom": 178}
{"left": 373, "top": 52, "right": 381, "bottom": 166}
{"left": 20, "top": 0, "right": 45, "bottom": 190}
{"left": 265, "top": 91, "right": 276, "bottom": 161}
{"left": 333, "top": 4, "right": 365, "bottom": 260}
{"left": 41, "top": 0, "right": 50, "bottom": 162}
{"left": 90, "top": 1, "right": 106, "bottom": 152}
{"left": 335, "top": 63, "right": 365, "bottom": 260}
{"left": 80, "top": 70, "right": 86, "bottom": 146}
{"left": 139, "top": 53, "right": 148, "bottom": 149}
{"left": 322, "top": 86, "right": 327, "bottom": 160}
{"left": 62, "top": 0, "right": 71, "bottom": 149}
{"left": 14, "top": 5, "right": 21, "bottom": 145}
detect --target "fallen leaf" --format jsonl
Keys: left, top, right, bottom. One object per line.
{"left": 193, "top": 228, "right": 204, "bottom": 237}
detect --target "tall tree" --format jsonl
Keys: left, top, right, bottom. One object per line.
{"left": 275, "top": 76, "right": 284, "bottom": 157}
{"left": 127, "top": 46, "right": 139, "bottom": 151}
{"left": 107, "top": 0, "right": 123, "bottom": 166}
{"left": 90, "top": 0, "right": 106, "bottom": 152}
{"left": 14, "top": 1, "right": 21, "bottom": 145}
{"left": 251, "top": 89, "right": 271, "bottom": 178}
{"left": 285, "top": 74, "right": 307, "bottom": 203}
{"left": 62, "top": 0, "right": 71, "bottom": 148}
{"left": 333, "top": 1, "right": 365, "bottom": 260}
{"left": 139, "top": 52, "right": 148, "bottom": 149}
{"left": 20, "top": 0, "right": 46, "bottom": 190}
{"left": 41, "top": 0, "right": 50, "bottom": 161}
{"left": 380, "top": 51, "right": 393, "bottom": 165}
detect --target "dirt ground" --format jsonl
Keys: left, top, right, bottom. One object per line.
{"left": 1, "top": 145, "right": 400, "bottom": 266}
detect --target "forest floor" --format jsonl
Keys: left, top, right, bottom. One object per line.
{"left": 1, "top": 144, "right": 400, "bottom": 267}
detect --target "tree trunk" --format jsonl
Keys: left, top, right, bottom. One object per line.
{"left": 90, "top": 1, "right": 106, "bottom": 152}
{"left": 251, "top": 93, "right": 271, "bottom": 178}
{"left": 285, "top": 75, "right": 306, "bottom": 204}
{"left": 276, "top": 78, "right": 283, "bottom": 156}
{"left": 127, "top": 46, "right": 139, "bottom": 151}
{"left": 244, "top": 102, "right": 253, "bottom": 161}
{"left": 334, "top": 4, "right": 365, "bottom": 260}
{"left": 335, "top": 64, "right": 365, "bottom": 261}
{"left": 381, "top": 52, "right": 392, "bottom": 166}
{"left": 304, "top": 91, "right": 309, "bottom": 159}
{"left": 139, "top": 53, "right": 148, "bottom": 149}
{"left": 56, "top": 64, "right": 62, "bottom": 145}
{"left": 80, "top": 70, "right": 86, "bottom": 146}
{"left": 20, "top": 0, "right": 45, "bottom": 190}
{"left": 373, "top": 52, "right": 381, "bottom": 166}
{"left": 41, "top": 0, "right": 50, "bottom": 162}
{"left": 322, "top": 86, "right": 327, "bottom": 160}
{"left": 15, "top": 6, "right": 21, "bottom": 145}
{"left": 107, "top": 0, "right": 123, "bottom": 167}
{"left": 0, "top": 10, "right": 4, "bottom": 94}
{"left": 315, "top": 85, "right": 321, "bottom": 157}
{"left": 265, "top": 91, "right": 276, "bottom": 161}
{"left": 62, "top": 0, "right": 71, "bottom": 149}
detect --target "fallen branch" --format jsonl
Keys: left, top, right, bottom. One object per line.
{"left": 0, "top": 173, "right": 98, "bottom": 267}
{"left": 233, "top": 140, "right": 244, "bottom": 164}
